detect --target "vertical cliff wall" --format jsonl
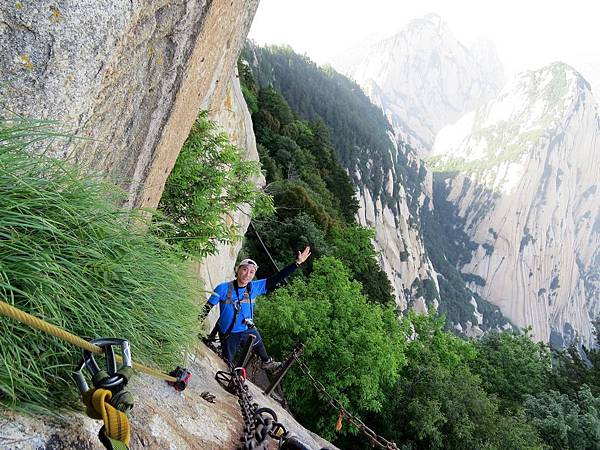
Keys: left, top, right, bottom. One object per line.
{"left": 0, "top": 0, "right": 259, "bottom": 209}
{"left": 433, "top": 64, "right": 600, "bottom": 346}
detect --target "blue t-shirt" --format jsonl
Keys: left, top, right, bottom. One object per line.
{"left": 208, "top": 279, "right": 268, "bottom": 334}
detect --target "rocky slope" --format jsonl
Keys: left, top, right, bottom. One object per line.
{"left": 0, "top": 343, "right": 337, "bottom": 450}
{"left": 356, "top": 136, "right": 439, "bottom": 311}
{"left": 431, "top": 63, "right": 600, "bottom": 346}
{"left": 331, "top": 14, "right": 504, "bottom": 156}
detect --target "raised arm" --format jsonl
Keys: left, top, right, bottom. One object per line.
{"left": 265, "top": 246, "right": 311, "bottom": 292}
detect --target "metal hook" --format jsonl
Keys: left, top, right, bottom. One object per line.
{"left": 73, "top": 337, "right": 132, "bottom": 393}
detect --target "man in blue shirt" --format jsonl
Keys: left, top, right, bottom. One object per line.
{"left": 205, "top": 246, "right": 311, "bottom": 370}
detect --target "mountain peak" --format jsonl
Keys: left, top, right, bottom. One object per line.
{"left": 332, "top": 15, "right": 504, "bottom": 155}
{"left": 432, "top": 61, "right": 599, "bottom": 195}
{"left": 502, "top": 62, "right": 594, "bottom": 122}
{"left": 531, "top": 61, "right": 592, "bottom": 96}
{"left": 400, "top": 13, "right": 452, "bottom": 40}
{"left": 412, "top": 13, "right": 448, "bottom": 32}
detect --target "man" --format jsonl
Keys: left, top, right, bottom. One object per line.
{"left": 205, "top": 246, "right": 311, "bottom": 370}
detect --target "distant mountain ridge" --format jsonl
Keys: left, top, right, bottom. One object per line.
{"left": 432, "top": 62, "right": 600, "bottom": 346}
{"left": 331, "top": 14, "right": 505, "bottom": 155}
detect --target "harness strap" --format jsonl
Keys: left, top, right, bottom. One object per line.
{"left": 223, "top": 283, "right": 252, "bottom": 304}
{"left": 221, "top": 282, "right": 252, "bottom": 339}
{"left": 83, "top": 388, "right": 130, "bottom": 449}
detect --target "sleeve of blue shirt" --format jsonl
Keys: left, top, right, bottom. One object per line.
{"left": 251, "top": 278, "right": 267, "bottom": 296}
{"left": 208, "top": 282, "right": 227, "bottom": 305}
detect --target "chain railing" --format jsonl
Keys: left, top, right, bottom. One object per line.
{"left": 295, "top": 356, "right": 400, "bottom": 450}
{"left": 215, "top": 338, "right": 317, "bottom": 450}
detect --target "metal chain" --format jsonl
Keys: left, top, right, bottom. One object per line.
{"left": 295, "top": 356, "right": 399, "bottom": 450}
{"left": 216, "top": 368, "right": 286, "bottom": 450}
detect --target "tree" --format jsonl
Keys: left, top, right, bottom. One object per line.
{"left": 329, "top": 224, "right": 394, "bottom": 306}
{"left": 550, "top": 319, "right": 600, "bottom": 398}
{"left": 242, "top": 212, "right": 330, "bottom": 278}
{"left": 525, "top": 386, "right": 600, "bottom": 450}
{"left": 158, "top": 112, "right": 273, "bottom": 257}
{"left": 372, "top": 313, "right": 543, "bottom": 450}
{"left": 471, "top": 331, "right": 551, "bottom": 411}
{"left": 255, "top": 257, "right": 406, "bottom": 441}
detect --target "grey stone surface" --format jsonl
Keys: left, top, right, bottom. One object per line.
{"left": 0, "top": 0, "right": 259, "bottom": 208}
{"left": 0, "top": 343, "right": 338, "bottom": 449}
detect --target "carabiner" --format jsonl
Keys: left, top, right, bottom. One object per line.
{"left": 73, "top": 338, "right": 132, "bottom": 393}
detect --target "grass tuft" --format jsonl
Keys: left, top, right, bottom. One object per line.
{"left": 0, "top": 117, "right": 200, "bottom": 411}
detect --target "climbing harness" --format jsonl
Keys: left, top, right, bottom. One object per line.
{"left": 73, "top": 338, "right": 135, "bottom": 450}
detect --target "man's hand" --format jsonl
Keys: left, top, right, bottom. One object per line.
{"left": 296, "top": 246, "right": 311, "bottom": 265}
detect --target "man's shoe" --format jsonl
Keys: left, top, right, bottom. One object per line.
{"left": 261, "top": 358, "right": 282, "bottom": 371}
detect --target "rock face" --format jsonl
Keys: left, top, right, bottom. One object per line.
{"left": 0, "top": 0, "right": 291, "bottom": 444}
{"left": 0, "top": 343, "right": 338, "bottom": 450}
{"left": 432, "top": 63, "right": 600, "bottom": 346}
{"left": 356, "top": 137, "right": 439, "bottom": 311}
{"left": 0, "top": 0, "right": 259, "bottom": 209}
{"left": 332, "top": 14, "right": 504, "bottom": 155}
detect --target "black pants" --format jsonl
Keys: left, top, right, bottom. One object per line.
{"left": 221, "top": 328, "right": 269, "bottom": 363}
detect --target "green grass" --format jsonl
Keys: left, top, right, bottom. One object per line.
{"left": 0, "top": 117, "right": 201, "bottom": 410}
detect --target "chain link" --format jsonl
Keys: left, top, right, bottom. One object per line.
{"left": 295, "top": 356, "right": 399, "bottom": 450}
{"left": 216, "top": 368, "right": 286, "bottom": 450}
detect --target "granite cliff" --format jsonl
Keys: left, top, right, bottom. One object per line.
{"left": 432, "top": 63, "right": 600, "bottom": 346}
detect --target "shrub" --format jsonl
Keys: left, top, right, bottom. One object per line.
{"left": 256, "top": 257, "right": 405, "bottom": 440}
{"left": 158, "top": 111, "right": 273, "bottom": 257}
{"left": 0, "top": 118, "right": 200, "bottom": 410}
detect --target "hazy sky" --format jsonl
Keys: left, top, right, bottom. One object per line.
{"left": 249, "top": 0, "right": 600, "bottom": 88}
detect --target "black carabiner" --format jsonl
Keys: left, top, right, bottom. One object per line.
{"left": 81, "top": 338, "right": 132, "bottom": 392}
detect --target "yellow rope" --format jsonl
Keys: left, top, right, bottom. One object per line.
{"left": 0, "top": 299, "right": 177, "bottom": 383}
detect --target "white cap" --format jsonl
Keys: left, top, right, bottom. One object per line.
{"left": 235, "top": 258, "right": 258, "bottom": 272}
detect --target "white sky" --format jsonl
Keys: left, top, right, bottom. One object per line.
{"left": 249, "top": 0, "right": 600, "bottom": 88}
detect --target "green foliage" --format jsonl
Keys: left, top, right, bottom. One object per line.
{"left": 241, "top": 83, "right": 258, "bottom": 114}
{"left": 158, "top": 111, "right": 273, "bottom": 257}
{"left": 253, "top": 89, "right": 359, "bottom": 224}
{"left": 258, "top": 87, "right": 295, "bottom": 128}
{"left": 0, "top": 118, "right": 200, "bottom": 410}
{"left": 549, "top": 321, "right": 600, "bottom": 398}
{"left": 242, "top": 212, "right": 330, "bottom": 277}
{"left": 372, "top": 312, "right": 543, "bottom": 450}
{"left": 270, "top": 180, "right": 341, "bottom": 231}
{"left": 525, "top": 386, "right": 600, "bottom": 450}
{"left": 243, "top": 44, "right": 401, "bottom": 211}
{"left": 255, "top": 257, "right": 405, "bottom": 441}
{"left": 329, "top": 225, "right": 394, "bottom": 306}
{"left": 472, "top": 331, "right": 551, "bottom": 411}
{"left": 238, "top": 60, "right": 259, "bottom": 114}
